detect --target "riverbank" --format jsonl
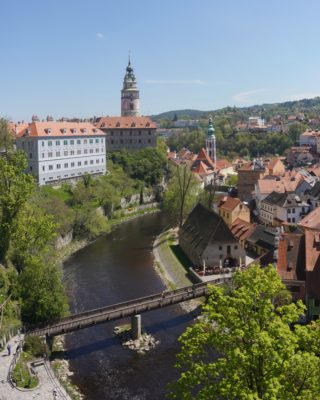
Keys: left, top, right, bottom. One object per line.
{"left": 152, "top": 227, "right": 202, "bottom": 313}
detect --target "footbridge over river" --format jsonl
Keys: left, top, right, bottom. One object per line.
{"left": 26, "top": 274, "right": 305, "bottom": 338}
{"left": 27, "top": 276, "right": 232, "bottom": 338}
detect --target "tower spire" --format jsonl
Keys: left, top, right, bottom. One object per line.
{"left": 206, "top": 117, "right": 216, "bottom": 167}
{"left": 121, "top": 55, "right": 140, "bottom": 117}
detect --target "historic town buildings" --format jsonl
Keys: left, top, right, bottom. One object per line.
{"left": 16, "top": 122, "right": 106, "bottom": 185}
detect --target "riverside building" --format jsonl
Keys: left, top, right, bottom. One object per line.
{"left": 16, "top": 122, "right": 106, "bottom": 185}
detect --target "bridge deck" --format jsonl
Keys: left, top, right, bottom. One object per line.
{"left": 27, "top": 276, "right": 231, "bottom": 337}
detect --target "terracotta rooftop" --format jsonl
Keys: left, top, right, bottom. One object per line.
{"left": 299, "top": 207, "right": 320, "bottom": 230}
{"left": 300, "top": 129, "right": 320, "bottom": 137}
{"left": 17, "top": 122, "right": 105, "bottom": 138}
{"left": 218, "top": 196, "right": 242, "bottom": 212}
{"left": 216, "top": 158, "right": 232, "bottom": 170}
{"left": 96, "top": 116, "right": 156, "bottom": 129}
{"left": 230, "top": 218, "right": 256, "bottom": 242}
{"left": 277, "top": 232, "right": 305, "bottom": 281}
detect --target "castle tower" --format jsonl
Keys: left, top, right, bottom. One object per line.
{"left": 206, "top": 117, "right": 216, "bottom": 166}
{"left": 121, "top": 57, "right": 140, "bottom": 117}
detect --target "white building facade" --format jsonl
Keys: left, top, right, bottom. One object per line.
{"left": 16, "top": 122, "right": 106, "bottom": 185}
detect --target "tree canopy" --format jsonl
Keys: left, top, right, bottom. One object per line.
{"left": 0, "top": 151, "right": 35, "bottom": 263}
{"left": 170, "top": 265, "right": 320, "bottom": 400}
{"left": 163, "top": 164, "right": 200, "bottom": 227}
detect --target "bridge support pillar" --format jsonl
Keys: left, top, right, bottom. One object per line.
{"left": 131, "top": 314, "right": 141, "bottom": 340}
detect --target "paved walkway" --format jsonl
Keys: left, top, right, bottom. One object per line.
{"left": 153, "top": 228, "right": 192, "bottom": 289}
{"left": 0, "top": 336, "right": 71, "bottom": 400}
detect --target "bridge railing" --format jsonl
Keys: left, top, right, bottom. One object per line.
{"left": 26, "top": 277, "right": 232, "bottom": 337}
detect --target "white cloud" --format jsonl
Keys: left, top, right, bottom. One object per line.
{"left": 232, "top": 89, "right": 266, "bottom": 103}
{"left": 96, "top": 32, "right": 104, "bottom": 39}
{"left": 144, "top": 79, "right": 206, "bottom": 85}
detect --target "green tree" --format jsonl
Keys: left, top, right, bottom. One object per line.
{"left": 0, "top": 152, "right": 35, "bottom": 263}
{"left": 170, "top": 265, "right": 320, "bottom": 400}
{"left": 16, "top": 256, "right": 68, "bottom": 324}
{"left": 10, "top": 206, "right": 57, "bottom": 270}
{"left": 164, "top": 164, "right": 200, "bottom": 227}
{"left": 0, "top": 118, "right": 14, "bottom": 156}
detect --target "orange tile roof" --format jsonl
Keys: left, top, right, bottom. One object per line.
{"left": 195, "top": 148, "right": 215, "bottom": 168}
{"left": 216, "top": 158, "right": 232, "bottom": 170}
{"left": 17, "top": 122, "right": 105, "bottom": 138}
{"left": 96, "top": 116, "right": 157, "bottom": 129}
{"left": 267, "top": 157, "right": 282, "bottom": 170}
{"left": 277, "top": 232, "right": 305, "bottom": 280}
{"left": 299, "top": 207, "right": 320, "bottom": 230}
{"left": 230, "top": 218, "right": 256, "bottom": 241}
{"left": 256, "top": 175, "right": 302, "bottom": 194}
{"left": 300, "top": 129, "right": 320, "bottom": 137}
{"left": 9, "top": 122, "right": 29, "bottom": 137}
{"left": 192, "top": 160, "right": 213, "bottom": 175}
{"left": 218, "top": 196, "right": 242, "bottom": 212}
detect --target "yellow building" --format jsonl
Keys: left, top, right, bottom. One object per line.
{"left": 218, "top": 196, "right": 250, "bottom": 227}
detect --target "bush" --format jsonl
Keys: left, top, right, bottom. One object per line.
{"left": 23, "top": 336, "right": 47, "bottom": 358}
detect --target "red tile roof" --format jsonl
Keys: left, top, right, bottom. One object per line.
{"left": 218, "top": 196, "right": 242, "bottom": 212}
{"left": 230, "top": 218, "right": 256, "bottom": 241}
{"left": 277, "top": 232, "right": 305, "bottom": 280}
{"left": 299, "top": 207, "right": 320, "bottom": 230}
{"left": 215, "top": 158, "right": 232, "bottom": 170}
{"left": 96, "top": 116, "right": 156, "bottom": 129}
{"left": 18, "top": 122, "right": 105, "bottom": 138}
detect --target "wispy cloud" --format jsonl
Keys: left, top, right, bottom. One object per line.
{"left": 144, "top": 79, "right": 206, "bottom": 85}
{"left": 232, "top": 89, "right": 266, "bottom": 103}
{"left": 96, "top": 32, "right": 104, "bottom": 39}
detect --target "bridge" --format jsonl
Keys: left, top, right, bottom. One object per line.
{"left": 27, "top": 276, "right": 232, "bottom": 338}
{"left": 26, "top": 274, "right": 305, "bottom": 338}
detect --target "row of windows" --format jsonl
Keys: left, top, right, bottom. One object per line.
{"left": 46, "top": 170, "right": 102, "bottom": 181}
{"left": 41, "top": 148, "right": 104, "bottom": 158}
{"left": 109, "top": 130, "right": 152, "bottom": 136}
{"left": 43, "top": 138, "right": 103, "bottom": 146}
{"left": 109, "top": 138, "right": 152, "bottom": 145}
{"left": 43, "top": 159, "right": 104, "bottom": 171}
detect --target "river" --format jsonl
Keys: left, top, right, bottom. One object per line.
{"left": 63, "top": 212, "right": 195, "bottom": 400}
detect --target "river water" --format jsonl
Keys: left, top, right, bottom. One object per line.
{"left": 63, "top": 213, "right": 195, "bottom": 400}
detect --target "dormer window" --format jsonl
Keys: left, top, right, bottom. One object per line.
{"left": 81, "top": 128, "right": 87, "bottom": 133}
{"left": 146, "top": 122, "right": 150, "bottom": 127}
{"left": 45, "top": 128, "right": 52, "bottom": 134}
{"left": 60, "top": 128, "right": 67, "bottom": 134}
{"left": 116, "top": 122, "right": 120, "bottom": 127}
{"left": 131, "top": 122, "right": 136, "bottom": 127}
{"left": 71, "top": 128, "right": 77, "bottom": 134}
{"left": 93, "top": 128, "right": 97, "bottom": 133}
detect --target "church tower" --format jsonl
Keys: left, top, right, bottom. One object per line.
{"left": 206, "top": 117, "right": 216, "bottom": 166}
{"left": 121, "top": 57, "right": 140, "bottom": 117}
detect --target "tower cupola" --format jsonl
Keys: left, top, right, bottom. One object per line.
{"left": 121, "top": 57, "right": 140, "bottom": 117}
{"left": 206, "top": 117, "right": 216, "bottom": 166}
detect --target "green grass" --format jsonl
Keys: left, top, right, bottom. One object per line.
{"left": 12, "top": 358, "right": 38, "bottom": 389}
{"left": 169, "top": 244, "right": 193, "bottom": 272}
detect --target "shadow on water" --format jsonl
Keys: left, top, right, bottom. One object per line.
{"left": 64, "top": 309, "right": 199, "bottom": 360}
{"left": 64, "top": 336, "right": 119, "bottom": 360}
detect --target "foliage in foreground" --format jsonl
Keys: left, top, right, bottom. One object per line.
{"left": 169, "top": 265, "right": 320, "bottom": 400}
{"left": 16, "top": 256, "right": 68, "bottom": 325}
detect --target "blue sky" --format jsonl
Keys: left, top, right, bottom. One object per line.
{"left": 1, "top": 0, "right": 320, "bottom": 121}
